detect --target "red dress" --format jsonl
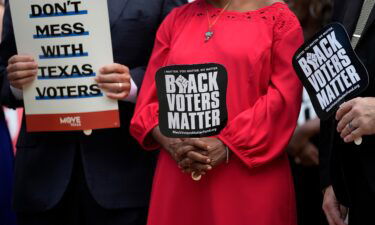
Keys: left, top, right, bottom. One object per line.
{"left": 130, "top": 1, "right": 303, "bottom": 225}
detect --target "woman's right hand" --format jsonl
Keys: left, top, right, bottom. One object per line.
{"left": 151, "top": 126, "right": 183, "bottom": 161}
{"left": 7, "top": 55, "right": 38, "bottom": 89}
{"left": 151, "top": 126, "right": 211, "bottom": 170}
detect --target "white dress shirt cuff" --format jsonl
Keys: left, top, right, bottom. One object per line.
{"left": 122, "top": 78, "right": 138, "bottom": 103}
{"left": 10, "top": 86, "right": 23, "bottom": 100}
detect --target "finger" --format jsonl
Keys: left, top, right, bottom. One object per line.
{"left": 178, "top": 158, "right": 193, "bottom": 169}
{"left": 328, "top": 205, "right": 347, "bottom": 225}
{"left": 336, "top": 99, "right": 356, "bottom": 121}
{"left": 340, "top": 123, "right": 354, "bottom": 139}
{"left": 324, "top": 213, "right": 335, "bottom": 225}
{"left": 183, "top": 138, "right": 210, "bottom": 151}
{"left": 325, "top": 207, "right": 346, "bottom": 225}
{"left": 186, "top": 151, "right": 211, "bottom": 164}
{"left": 98, "top": 82, "right": 130, "bottom": 93}
{"left": 7, "top": 62, "right": 38, "bottom": 73}
{"left": 332, "top": 213, "right": 347, "bottom": 225}
{"left": 341, "top": 117, "right": 360, "bottom": 141}
{"left": 343, "top": 127, "right": 363, "bottom": 143}
{"left": 99, "top": 64, "right": 129, "bottom": 74}
{"left": 176, "top": 144, "right": 209, "bottom": 160}
{"left": 175, "top": 145, "right": 196, "bottom": 161}
{"left": 337, "top": 110, "right": 355, "bottom": 132}
{"left": 182, "top": 168, "right": 192, "bottom": 173}
{"left": 11, "top": 76, "right": 36, "bottom": 89}
{"left": 8, "top": 70, "right": 38, "bottom": 82}
{"left": 8, "top": 55, "right": 35, "bottom": 65}
{"left": 189, "top": 162, "right": 212, "bottom": 172}
{"left": 95, "top": 73, "right": 130, "bottom": 84}
{"left": 105, "top": 92, "right": 130, "bottom": 100}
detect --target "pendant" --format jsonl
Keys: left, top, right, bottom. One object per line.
{"left": 205, "top": 31, "right": 214, "bottom": 42}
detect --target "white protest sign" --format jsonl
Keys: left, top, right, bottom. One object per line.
{"left": 9, "top": 0, "right": 120, "bottom": 132}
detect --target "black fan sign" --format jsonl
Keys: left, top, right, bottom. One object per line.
{"left": 293, "top": 23, "right": 369, "bottom": 120}
{"left": 155, "top": 63, "right": 228, "bottom": 138}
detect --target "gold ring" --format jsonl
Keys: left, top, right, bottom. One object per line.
{"left": 191, "top": 171, "right": 202, "bottom": 181}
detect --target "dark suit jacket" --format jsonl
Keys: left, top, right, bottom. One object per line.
{"left": 320, "top": 0, "right": 375, "bottom": 207}
{"left": 0, "top": 0, "right": 185, "bottom": 213}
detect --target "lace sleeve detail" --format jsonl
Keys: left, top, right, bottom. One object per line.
{"left": 273, "top": 7, "right": 302, "bottom": 42}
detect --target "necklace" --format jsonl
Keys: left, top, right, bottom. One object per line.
{"left": 205, "top": 0, "right": 232, "bottom": 42}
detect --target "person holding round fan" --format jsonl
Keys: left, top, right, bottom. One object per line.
{"left": 130, "top": 0, "right": 303, "bottom": 224}
{"left": 321, "top": 0, "right": 375, "bottom": 225}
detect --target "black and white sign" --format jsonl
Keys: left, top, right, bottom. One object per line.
{"left": 155, "top": 63, "right": 228, "bottom": 137}
{"left": 293, "top": 23, "right": 369, "bottom": 120}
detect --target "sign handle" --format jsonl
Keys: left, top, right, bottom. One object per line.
{"left": 354, "top": 137, "right": 362, "bottom": 145}
{"left": 84, "top": 129, "right": 93, "bottom": 136}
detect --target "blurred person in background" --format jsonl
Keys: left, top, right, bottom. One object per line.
{"left": 285, "top": 0, "right": 332, "bottom": 225}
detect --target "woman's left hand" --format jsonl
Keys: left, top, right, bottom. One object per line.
{"left": 95, "top": 63, "right": 131, "bottom": 100}
{"left": 336, "top": 97, "right": 375, "bottom": 143}
{"left": 179, "top": 137, "right": 228, "bottom": 173}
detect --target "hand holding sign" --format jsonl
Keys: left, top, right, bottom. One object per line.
{"left": 9, "top": 0, "right": 120, "bottom": 132}
{"left": 95, "top": 63, "right": 131, "bottom": 100}
{"left": 335, "top": 97, "right": 375, "bottom": 143}
{"left": 7, "top": 55, "right": 38, "bottom": 89}
{"left": 293, "top": 23, "right": 369, "bottom": 145}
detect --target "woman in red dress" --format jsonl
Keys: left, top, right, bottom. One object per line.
{"left": 130, "top": 0, "right": 303, "bottom": 224}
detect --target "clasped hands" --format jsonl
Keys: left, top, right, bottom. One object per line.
{"left": 152, "top": 126, "right": 228, "bottom": 177}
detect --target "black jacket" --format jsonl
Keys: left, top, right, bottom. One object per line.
{"left": 320, "top": 0, "right": 375, "bottom": 207}
{"left": 0, "top": 0, "right": 185, "bottom": 213}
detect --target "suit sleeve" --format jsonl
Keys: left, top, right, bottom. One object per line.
{"left": 130, "top": 9, "right": 177, "bottom": 150}
{"left": 0, "top": 0, "right": 23, "bottom": 109}
{"left": 129, "top": 0, "right": 185, "bottom": 95}
{"left": 217, "top": 20, "right": 304, "bottom": 169}
{"left": 319, "top": 116, "right": 335, "bottom": 189}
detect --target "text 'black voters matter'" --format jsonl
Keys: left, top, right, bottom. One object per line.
{"left": 156, "top": 63, "right": 228, "bottom": 138}
{"left": 293, "top": 23, "right": 369, "bottom": 120}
